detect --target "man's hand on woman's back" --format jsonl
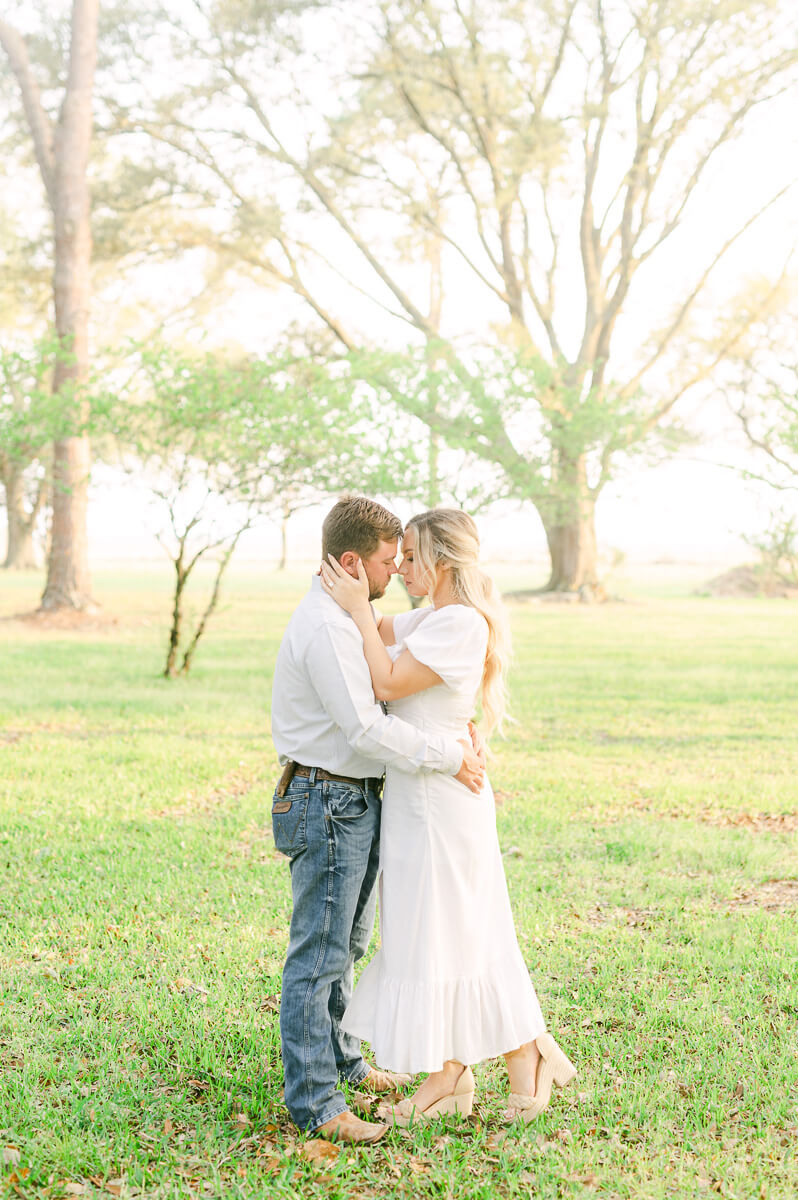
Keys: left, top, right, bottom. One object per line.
{"left": 455, "top": 739, "right": 485, "bottom": 793}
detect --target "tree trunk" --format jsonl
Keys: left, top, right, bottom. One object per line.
{"left": 165, "top": 561, "right": 188, "bottom": 678}
{"left": 542, "top": 513, "right": 599, "bottom": 591}
{"left": 38, "top": 0, "right": 98, "bottom": 611}
{"left": 2, "top": 468, "right": 41, "bottom": 569}
{"left": 540, "top": 457, "right": 600, "bottom": 592}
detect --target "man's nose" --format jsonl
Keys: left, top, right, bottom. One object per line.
{"left": 388, "top": 562, "right": 398, "bottom": 575}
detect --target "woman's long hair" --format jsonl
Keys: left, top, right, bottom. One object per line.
{"left": 406, "top": 509, "right": 510, "bottom": 734}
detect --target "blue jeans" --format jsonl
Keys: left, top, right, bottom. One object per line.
{"left": 272, "top": 770, "right": 382, "bottom": 1132}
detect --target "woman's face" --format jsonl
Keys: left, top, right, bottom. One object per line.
{"left": 398, "top": 527, "right": 426, "bottom": 597}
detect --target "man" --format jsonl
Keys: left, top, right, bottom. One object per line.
{"left": 271, "top": 496, "right": 485, "bottom": 1144}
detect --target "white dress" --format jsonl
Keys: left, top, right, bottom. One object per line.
{"left": 340, "top": 603, "right": 546, "bottom": 1074}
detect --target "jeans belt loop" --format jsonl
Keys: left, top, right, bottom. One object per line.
{"left": 308, "top": 766, "right": 317, "bottom": 785}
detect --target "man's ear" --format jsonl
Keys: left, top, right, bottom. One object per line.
{"left": 339, "top": 550, "right": 359, "bottom": 576}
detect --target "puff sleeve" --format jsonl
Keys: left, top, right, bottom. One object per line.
{"left": 402, "top": 605, "right": 488, "bottom": 690}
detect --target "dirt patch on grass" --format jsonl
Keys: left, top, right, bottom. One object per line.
{"left": 583, "top": 903, "right": 658, "bottom": 929}
{"left": 726, "top": 880, "right": 798, "bottom": 912}
{"left": 2, "top": 608, "right": 118, "bottom": 631}
{"left": 699, "top": 565, "right": 798, "bottom": 598}
{"left": 695, "top": 810, "right": 798, "bottom": 833}
{"left": 148, "top": 767, "right": 267, "bottom": 819}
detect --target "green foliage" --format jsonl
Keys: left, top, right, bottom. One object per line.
{"left": 102, "top": 342, "right": 430, "bottom": 514}
{"left": 93, "top": 342, "right": 435, "bottom": 673}
{"left": 346, "top": 344, "right": 669, "bottom": 525}
{"left": 0, "top": 337, "right": 84, "bottom": 471}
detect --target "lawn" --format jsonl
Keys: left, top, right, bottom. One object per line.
{"left": 1, "top": 566, "right": 796, "bottom": 1200}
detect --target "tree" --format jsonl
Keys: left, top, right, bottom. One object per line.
{"left": 0, "top": 343, "right": 52, "bottom": 569}
{"left": 120, "top": 0, "right": 797, "bottom": 589}
{"left": 104, "top": 344, "right": 429, "bottom": 676}
{"left": 725, "top": 308, "right": 798, "bottom": 494}
{"left": 0, "top": 0, "right": 99, "bottom": 609}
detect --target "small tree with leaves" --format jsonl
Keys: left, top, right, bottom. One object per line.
{"left": 106, "top": 344, "right": 430, "bottom": 676}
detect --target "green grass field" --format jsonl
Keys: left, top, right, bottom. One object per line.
{"left": 1, "top": 567, "right": 796, "bottom": 1200}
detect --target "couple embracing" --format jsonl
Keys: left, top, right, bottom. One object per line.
{"left": 270, "top": 496, "right": 575, "bottom": 1144}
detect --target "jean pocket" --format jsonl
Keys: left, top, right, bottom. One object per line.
{"left": 271, "top": 788, "right": 310, "bottom": 857}
{"left": 325, "top": 783, "right": 369, "bottom": 821}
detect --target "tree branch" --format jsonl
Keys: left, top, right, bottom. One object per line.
{"left": 0, "top": 17, "right": 57, "bottom": 207}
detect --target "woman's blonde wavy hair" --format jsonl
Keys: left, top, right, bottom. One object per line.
{"left": 405, "top": 508, "right": 510, "bottom": 735}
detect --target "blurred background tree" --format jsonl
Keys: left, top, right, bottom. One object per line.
{"left": 110, "top": 0, "right": 797, "bottom": 590}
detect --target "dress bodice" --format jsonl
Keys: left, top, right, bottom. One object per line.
{"left": 387, "top": 605, "right": 488, "bottom": 737}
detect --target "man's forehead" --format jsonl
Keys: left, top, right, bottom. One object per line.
{"left": 372, "top": 538, "right": 398, "bottom": 558}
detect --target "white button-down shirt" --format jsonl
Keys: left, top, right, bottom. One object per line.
{"left": 271, "top": 576, "right": 463, "bottom": 778}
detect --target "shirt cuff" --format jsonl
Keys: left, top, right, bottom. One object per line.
{"left": 443, "top": 737, "right": 464, "bottom": 776}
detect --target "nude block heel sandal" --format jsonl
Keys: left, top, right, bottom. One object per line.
{"left": 381, "top": 1066, "right": 475, "bottom": 1127}
{"left": 506, "top": 1033, "right": 577, "bottom": 1124}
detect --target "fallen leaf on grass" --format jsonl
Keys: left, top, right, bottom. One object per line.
{"left": 301, "top": 1139, "right": 340, "bottom": 1164}
{"left": 734, "top": 1080, "right": 745, "bottom": 1100}
{"left": 568, "top": 1173, "right": 599, "bottom": 1188}
{"left": 7, "top": 1170, "right": 31, "bottom": 1185}
{"left": 407, "top": 1157, "right": 430, "bottom": 1174}
{"left": 2, "top": 1146, "right": 21, "bottom": 1166}
{"left": 62, "top": 1184, "right": 87, "bottom": 1196}
{"left": 163, "top": 1118, "right": 174, "bottom": 1135}
{"left": 259, "top": 995, "right": 280, "bottom": 1013}
{"left": 185, "top": 1078, "right": 210, "bottom": 1096}
{"left": 254, "top": 1150, "right": 283, "bottom": 1174}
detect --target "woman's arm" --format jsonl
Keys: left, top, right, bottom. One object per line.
{"left": 320, "top": 557, "right": 442, "bottom": 700}
{"left": 377, "top": 613, "right": 395, "bottom": 645}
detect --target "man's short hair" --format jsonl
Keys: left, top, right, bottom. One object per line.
{"left": 322, "top": 495, "right": 403, "bottom": 561}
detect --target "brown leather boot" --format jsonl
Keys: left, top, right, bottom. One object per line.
{"left": 315, "top": 1110, "right": 387, "bottom": 1144}
{"left": 358, "top": 1068, "right": 412, "bottom": 1093}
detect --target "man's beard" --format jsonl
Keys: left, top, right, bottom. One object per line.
{"left": 367, "top": 574, "right": 387, "bottom": 601}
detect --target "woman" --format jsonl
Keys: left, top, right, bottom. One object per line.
{"left": 319, "top": 509, "right": 575, "bottom": 1125}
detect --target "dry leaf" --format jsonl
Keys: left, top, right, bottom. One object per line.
{"left": 7, "top": 1170, "right": 30, "bottom": 1185}
{"left": 734, "top": 1080, "right": 745, "bottom": 1099}
{"left": 63, "top": 1184, "right": 87, "bottom": 1196}
{"left": 2, "top": 1146, "right": 21, "bottom": 1166}
{"left": 234, "top": 1112, "right": 250, "bottom": 1126}
{"left": 301, "top": 1139, "right": 340, "bottom": 1163}
{"left": 163, "top": 1118, "right": 174, "bottom": 1135}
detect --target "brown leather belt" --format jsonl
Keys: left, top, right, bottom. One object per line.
{"left": 293, "top": 763, "right": 382, "bottom": 787}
